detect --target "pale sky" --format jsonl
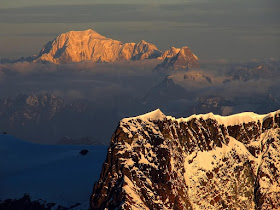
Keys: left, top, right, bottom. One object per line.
{"left": 0, "top": 0, "right": 279, "bottom": 61}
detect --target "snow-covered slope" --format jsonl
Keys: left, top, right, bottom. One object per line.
{"left": 34, "top": 29, "right": 162, "bottom": 64}
{"left": 91, "top": 109, "right": 280, "bottom": 209}
{"left": 0, "top": 134, "right": 107, "bottom": 208}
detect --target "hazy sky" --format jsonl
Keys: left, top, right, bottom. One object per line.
{"left": 0, "top": 0, "right": 279, "bottom": 61}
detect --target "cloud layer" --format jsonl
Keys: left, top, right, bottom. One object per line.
{"left": 0, "top": 59, "right": 279, "bottom": 144}
{"left": 0, "top": 60, "right": 164, "bottom": 101}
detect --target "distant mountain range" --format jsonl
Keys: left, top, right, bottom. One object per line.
{"left": 4, "top": 29, "right": 199, "bottom": 70}
{"left": 0, "top": 93, "right": 117, "bottom": 144}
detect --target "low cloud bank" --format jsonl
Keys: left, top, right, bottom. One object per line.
{"left": 0, "top": 60, "right": 279, "bottom": 144}
{"left": 0, "top": 60, "right": 163, "bottom": 101}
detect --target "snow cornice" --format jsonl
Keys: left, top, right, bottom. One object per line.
{"left": 122, "top": 109, "right": 280, "bottom": 127}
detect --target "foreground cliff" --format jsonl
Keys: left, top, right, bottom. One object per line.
{"left": 91, "top": 109, "right": 280, "bottom": 209}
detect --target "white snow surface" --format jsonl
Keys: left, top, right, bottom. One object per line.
{"left": 123, "top": 109, "right": 166, "bottom": 122}
{"left": 122, "top": 108, "right": 280, "bottom": 127}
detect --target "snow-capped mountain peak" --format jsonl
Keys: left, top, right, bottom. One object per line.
{"left": 14, "top": 29, "right": 198, "bottom": 67}
{"left": 34, "top": 29, "right": 162, "bottom": 64}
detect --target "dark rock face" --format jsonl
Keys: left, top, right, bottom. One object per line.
{"left": 91, "top": 110, "right": 280, "bottom": 209}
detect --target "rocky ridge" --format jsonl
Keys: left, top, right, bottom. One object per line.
{"left": 91, "top": 109, "right": 280, "bottom": 209}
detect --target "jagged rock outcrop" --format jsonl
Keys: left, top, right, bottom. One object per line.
{"left": 91, "top": 109, "right": 280, "bottom": 209}
{"left": 156, "top": 46, "right": 199, "bottom": 70}
{"left": 33, "top": 29, "right": 162, "bottom": 64}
